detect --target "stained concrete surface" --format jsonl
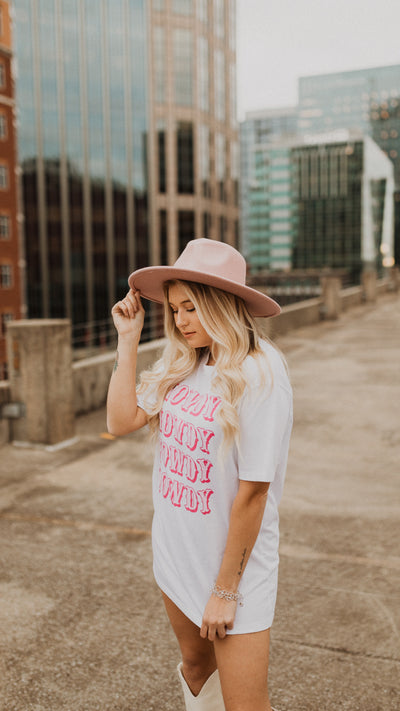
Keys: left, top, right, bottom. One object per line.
{"left": 0, "top": 293, "right": 399, "bottom": 711}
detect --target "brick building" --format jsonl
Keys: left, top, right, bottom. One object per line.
{"left": 0, "top": 0, "right": 22, "bottom": 379}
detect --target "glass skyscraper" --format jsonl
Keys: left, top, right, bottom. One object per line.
{"left": 239, "top": 107, "right": 298, "bottom": 258}
{"left": 149, "top": 0, "right": 239, "bottom": 268}
{"left": 14, "top": 0, "right": 149, "bottom": 345}
{"left": 248, "top": 142, "right": 295, "bottom": 272}
{"left": 298, "top": 64, "right": 400, "bottom": 264}
{"left": 248, "top": 132, "right": 394, "bottom": 282}
{"left": 11, "top": 0, "right": 239, "bottom": 347}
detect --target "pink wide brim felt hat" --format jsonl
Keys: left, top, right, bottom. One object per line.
{"left": 128, "top": 239, "right": 281, "bottom": 318}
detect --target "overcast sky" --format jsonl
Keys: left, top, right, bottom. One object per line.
{"left": 236, "top": 0, "right": 400, "bottom": 119}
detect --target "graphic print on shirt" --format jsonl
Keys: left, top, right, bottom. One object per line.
{"left": 158, "top": 384, "right": 222, "bottom": 515}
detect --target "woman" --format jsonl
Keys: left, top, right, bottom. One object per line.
{"left": 107, "top": 239, "right": 292, "bottom": 711}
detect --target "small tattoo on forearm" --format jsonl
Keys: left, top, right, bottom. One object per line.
{"left": 238, "top": 547, "right": 247, "bottom": 576}
{"left": 113, "top": 351, "right": 119, "bottom": 373}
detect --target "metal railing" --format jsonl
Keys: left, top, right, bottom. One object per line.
{"left": 72, "top": 310, "right": 165, "bottom": 359}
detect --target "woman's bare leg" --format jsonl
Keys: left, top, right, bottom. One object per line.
{"left": 214, "top": 629, "right": 272, "bottom": 711}
{"left": 162, "top": 593, "right": 273, "bottom": 710}
{"left": 162, "top": 592, "right": 217, "bottom": 696}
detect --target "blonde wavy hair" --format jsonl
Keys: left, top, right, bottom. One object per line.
{"left": 137, "top": 280, "right": 274, "bottom": 451}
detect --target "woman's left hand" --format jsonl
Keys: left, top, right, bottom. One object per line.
{"left": 200, "top": 595, "right": 237, "bottom": 641}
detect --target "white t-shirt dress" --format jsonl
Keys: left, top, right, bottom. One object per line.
{"left": 138, "top": 340, "right": 293, "bottom": 634}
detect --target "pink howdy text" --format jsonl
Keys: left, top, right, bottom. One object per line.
{"left": 160, "top": 473, "right": 214, "bottom": 515}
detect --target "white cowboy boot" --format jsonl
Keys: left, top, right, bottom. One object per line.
{"left": 177, "top": 662, "right": 225, "bottom": 710}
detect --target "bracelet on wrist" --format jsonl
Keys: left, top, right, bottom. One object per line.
{"left": 211, "top": 583, "right": 244, "bottom": 606}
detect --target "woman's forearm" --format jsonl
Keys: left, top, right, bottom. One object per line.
{"left": 200, "top": 481, "right": 270, "bottom": 639}
{"left": 106, "top": 336, "right": 140, "bottom": 435}
{"left": 215, "top": 481, "right": 270, "bottom": 593}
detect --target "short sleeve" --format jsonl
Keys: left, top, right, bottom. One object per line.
{"left": 137, "top": 382, "right": 158, "bottom": 415}
{"left": 237, "top": 381, "right": 293, "bottom": 483}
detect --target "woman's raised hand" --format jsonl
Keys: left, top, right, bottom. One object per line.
{"left": 111, "top": 289, "right": 145, "bottom": 341}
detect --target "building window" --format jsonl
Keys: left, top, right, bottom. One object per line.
{"left": 198, "top": 36, "right": 209, "bottom": 112}
{"left": 215, "top": 132, "right": 226, "bottom": 201}
{"left": 178, "top": 211, "right": 195, "bottom": 253}
{"left": 173, "top": 28, "right": 193, "bottom": 106}
{"left": 234, "top": 219, "right": 239, "bottom": 249}
{"left": 0, "top": 112, "right": 7, "bottom": 140}
{"left": 1, "top": 312, "right": 13, "bottom": 336}
{"left": 0, "top": 164, "right": 8, "bottom": 189}
{"left": 159, "top": 210, "right": 168, "bottom": 264}
{"left": 329, "top": 149, "right": 339, "bottom": 197}
{"left": 202, "top": 212, "right": 211, "bottom": 238}
{"left": 214, "top": 49, "right": 225, "bottom": 121}
{"left": 173, "top": 0, "right": 193, "bottom": 15}
{"left": 157, "top": 119, "right": 167, "bottom": 193}
{"left": 214, "top": 0, "right": 225, "bottom": 38}
{"left": 231, "top": 141, "right": 239, "bottom": 205}
{"left": 229, "top": 0, "right": 236, "bottom": 50}
{"left": 198, "top": 0, "right": 208, "bottom": 23}
{"left": 0, "top": 61, "right": 5, "bottom": 89}
{"left": 0, "top": 263, "right": 13, "bottom": 288}
{"left": 198, "top": 124, "right": 210, "bottom": 198}
{"left": 154, "top": 25, "right": 166, "bottom": 103}
{"left": 153, "top": 0, "right": 165, "bottom": 10}
{"left": 0, "top": 214, "right": 10, "bottom": 239}
{"left": 219, "top": 215, "right": 226, "bottom": 242}
{"left": 230, "top": 62, "right": 237, "bottom": 127}
{"left": 177, "top": 121, "right": 194, "bottom": 194}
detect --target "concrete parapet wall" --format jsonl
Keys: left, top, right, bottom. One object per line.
{"left": 0, "top": 278, "right": 396, "bottom": 446}
{"left": 73, "top": 338, "right": 166, "bottom": 415}
{"left": 339, "top": 285, "right": 363, "bottom": 310}
{"left": 267, "top": 297, "right": 322, "bottom": 338}
{"left": 377, "top": 278, "right": 392, "bottom": 294}
{"left": 6, "top": 320, "right": 75, "bottom": 446}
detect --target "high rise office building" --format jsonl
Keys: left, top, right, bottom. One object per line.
{"left": 298, "top": 64, "right": 400, "bottom": 263}
{"left": 239, "top": 107, "right": 298, "bottom": 258}
{"left": 291, "top": 133, "right": 394, "bottom": 279}
{"left": 0, "top": 0, "right": 22, "bottom": 378}
{"left": 247, "top": 140, "right": 295, "bottom": 272}
{"left": 149, "top": 0, "right": 239, "bottom": 266}
{"left": 11, "top": 0, "right": 238, "bottom": 347}
{"left": 248, "top": 131, "right": 394, "bottom": 281}
{"left": 13, "top": 0, "right": 150, "bottom": 346}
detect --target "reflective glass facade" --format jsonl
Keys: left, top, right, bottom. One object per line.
{"left": 248, "top": 135, "right": 394, "bottom": 281}
{"left": 150, "top": 0, "right": 239, "bottom": 261}
{"left": 248, "top": 145, "right": 295, "bottom": 272}
{"left": 292, "top": 142, "right": 364, "bottom": 279}
{"left": 173, "top": 28, "right": 193, "bottom": 107}
{"left": 13, "top": 0, "right": 149, "bottom": 346}
{"left": 299, "top": 65, "right": 400, "bottom": 264}
{"left": 11, "top": 0, "right": 239, "bottom": 351}
{"left": 240, "top": 108, "right": 298, "bottom": 258}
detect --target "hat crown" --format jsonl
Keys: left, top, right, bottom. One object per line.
{"left": 128, "top": 237, "right": 281, "bottom": 317}
{"left": 174, "top": 239, "right": 246, "bottom": 285}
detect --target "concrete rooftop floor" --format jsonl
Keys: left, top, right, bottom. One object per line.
{"left": 0, "top": 292, "right": 399, "bottom": 711}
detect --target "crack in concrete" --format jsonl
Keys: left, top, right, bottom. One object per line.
{"left": 0, "top": 511, "right": 151, "bottom": 538}
{"left": 274, "top": 637, "right": 400, "bottom": 664}
{"left": 280, "top": 543, "right": 400, "bottom": 571}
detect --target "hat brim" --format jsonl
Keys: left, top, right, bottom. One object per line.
{"left": 128, "top": 266, "right": 281, "bottom": 318}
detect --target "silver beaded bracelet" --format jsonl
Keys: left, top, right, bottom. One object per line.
{"left": 211, "top": 583, "right": 244, "bottom": 606}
